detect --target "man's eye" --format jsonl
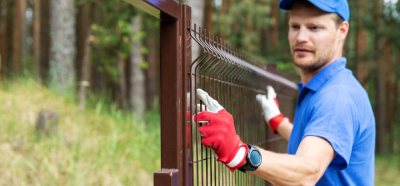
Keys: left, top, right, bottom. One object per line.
{"left": 310, "top": 26, "right": 319, "bottom": 30}
{"left": 291, "top": 25, "right": 300, "bottom": 29}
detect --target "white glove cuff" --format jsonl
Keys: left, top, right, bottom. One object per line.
{"left": 226, "top": 146, "right": 247, "bottom": 168}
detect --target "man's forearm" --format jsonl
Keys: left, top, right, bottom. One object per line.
{"left": 276, "top": 121, "right": 293, "bottom": 141}
{"left": 251, "top": 149, "right": 320, "bottom": 186}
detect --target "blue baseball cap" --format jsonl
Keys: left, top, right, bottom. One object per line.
{"left": 279, "top": 0, "right": 350, "bottom": 22}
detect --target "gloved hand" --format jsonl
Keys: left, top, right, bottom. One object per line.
{"left": 186, "top": 93, "right": 208, "bottom": 147}
{"left": 256, "top": 86, "right": 289, "bottom": 134}
{"left": 193, "top": 89, "right": 248, "bottom": 172}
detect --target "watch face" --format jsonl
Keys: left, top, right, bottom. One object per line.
{"left": 250, "top": 150, "right": 262, "bottom": 166}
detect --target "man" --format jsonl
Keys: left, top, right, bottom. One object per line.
{"left": 193, "top": 0, "right": 376, "bottom": 185}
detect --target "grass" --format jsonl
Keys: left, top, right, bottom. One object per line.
{"left": 1, "top": 77, "right": 399, "bottom": 185}
{"left": 375, "top": 154, "right": 400, "bottom": 185}
{"left": 0, "top": 78, "right": 160, "bottom": 186}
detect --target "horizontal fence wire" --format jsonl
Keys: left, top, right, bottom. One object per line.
{"left": 186, "top": 22, "right": 298, "bottom": 186}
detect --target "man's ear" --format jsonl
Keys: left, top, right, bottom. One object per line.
{"left": 338, "top": 21, "right": 349, "bottom": 42}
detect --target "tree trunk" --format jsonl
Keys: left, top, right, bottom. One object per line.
{"left": 78, "top": 31, "right": 92, "bottom": 112}
{"left": 49, "top": 0, "right": 76, "bottom": 91}
{"left": 12, "top": 0, "right": 27, "bottom": 75}
{"left": 355, "top": 0, "right": 369, "bottom": 90}
{"left": 393, "top": 74, "right": 400, "bottom": 168}
{"left": 145, "top": 26, "right": 157, "bottom": 110}
{"left": 36, "top": 110, "right": 59, "bottom": 137}
{"left": 375, "top": 58, "right": 387, "bottom": 154}
{"left": 204, "top": 0, "right": 213, "bottom": 32}
{"left": 0, "top": 0, "right": 7, "bottom": 81}
{"left": 130, "top": 14, "right": 146, "bottom": 116}
{"left": 34, "top": 0, "right": 41, "bottom": 81}
{"left": 117, "top": 51, "right": 128, "bottom": 109}
{"left": 76, "top": 2, "right": 91, "bottom": 89}
{"left": 183, "top": 0, "right": 205, "bottom": 62}
{"left": 144, "top": 14, "right": 160, "bottom": 110}
{"left": 79, "top": 3, "right": 92, "bottom": 113}
{"left": 374, "top": 0, "right": 386, "bottom": 154}
{"left": 0, "top": 0, "right": 2, "bottom": 81}
{"left": 383, "top": 38, "right": 394, "bottom": 153}
{"left": 270, "top": 0, "right": 279, "bottom": 48}
{"left": 40, "top": 0, "right": 51, "bottom": 85}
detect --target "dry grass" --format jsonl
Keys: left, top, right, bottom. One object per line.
{"left": 375, "top": 155, "right": 400, "bottom": 186}
{"left": 0, "top": 78, "right": 160, "bottom": 186}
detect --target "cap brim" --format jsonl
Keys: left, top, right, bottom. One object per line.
{"left": 279, "top": 0, "right": 335, "bottom": 13}
{"left": 279, "top": 0, "right": 296, "bottom": 10}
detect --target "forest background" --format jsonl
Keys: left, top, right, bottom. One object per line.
{"left": 0, "top": 0, "right": 399, "bottom": 185}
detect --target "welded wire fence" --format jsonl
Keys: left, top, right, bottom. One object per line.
{"left": 186, "top": 22, "right": 298, "bottom": 186}
{"left": 123, "top": 1, "right": 298, "bottom": 185}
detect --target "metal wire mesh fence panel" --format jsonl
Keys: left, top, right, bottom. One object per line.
{"left": 186, "top": 23, "right": 298, "bottom": 186}
{"left": 123, "top": 1, "right": 298, "bottom": 185}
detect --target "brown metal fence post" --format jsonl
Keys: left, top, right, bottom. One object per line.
{"left": 155, "top": 15, "right": 183, "bottom": 185}
{"left": 155, "top": 2, "right": 190, "bottom": 186}
{"left": 123, "top": 1, "right": 192, "bottom": 185}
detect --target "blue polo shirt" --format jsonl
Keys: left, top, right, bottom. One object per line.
{"left": 287, "top": 57, "right": 375, "bottom": 186}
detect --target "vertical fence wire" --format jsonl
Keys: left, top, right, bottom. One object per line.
{"left": 187, "top": 22, "right": 297, "bottom": 186}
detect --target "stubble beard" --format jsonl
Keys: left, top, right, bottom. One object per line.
{"left": 292, "top": 46, "right": 335, "bottom": 73}
{"left": 300, "top": 55, "right": 331, "bottom": 73}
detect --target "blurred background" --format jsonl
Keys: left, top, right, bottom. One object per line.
{"left": 0, "top": 0, "right": 399, "bottom": 185}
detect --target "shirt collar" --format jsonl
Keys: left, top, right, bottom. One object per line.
{"left": 300, "top": 57, "right": 347, "bottom": 92}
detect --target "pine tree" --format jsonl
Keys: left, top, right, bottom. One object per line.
{"left": 130, "top": 13, "right": 145, "bottom": 116}
{"left": 49, "top": 0, "right": 76, "bottom": 91}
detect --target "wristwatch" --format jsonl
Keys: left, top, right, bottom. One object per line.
{"left": 238, "top": 144, "right": 262, "bottom": 173}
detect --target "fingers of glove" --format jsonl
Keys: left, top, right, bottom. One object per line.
{"left": 267, "top": 85, "right": 277, "bottom": 101}
{"left": 187, "top": 104, "right": 208, "bottom": 123}
{"left": 193, "top": 110, "right": 213, "bottom": 123}
{"left": 201, "top": 134, "right": 220, "bottom": 150}
{"left": 196, "top": 89, "right": 224, "bottom": 113}
{"left": 256, "top": 94, "right": 268, "bottom": 105}
{"left": 256, "top": 94, "right": 265, "bottom": 103}
{"left": 198, "top": 124, "right": 214, "bottom": 138}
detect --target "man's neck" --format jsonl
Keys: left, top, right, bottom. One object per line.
{"left": 300, "top": 56, "right": 341, "bottom": 86}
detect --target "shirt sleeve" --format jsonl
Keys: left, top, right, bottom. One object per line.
{"left": 302, "top": 90, "right": 357, "bottom": 171}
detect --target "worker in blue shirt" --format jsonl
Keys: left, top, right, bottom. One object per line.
{"left": 193, "top": 0, "right": 375, "bottom": 185}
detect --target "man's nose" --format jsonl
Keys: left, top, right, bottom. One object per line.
{"left": 295, "top": 27, "right": 308, "bottom": 44}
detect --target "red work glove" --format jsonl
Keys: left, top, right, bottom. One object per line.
{"left": 256, "top": 86, "right": 289, "bottom": 134}
{"left": 193, "top": 89, "right": 248, "bottom": 172}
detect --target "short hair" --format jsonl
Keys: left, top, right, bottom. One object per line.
{"left": 292, "top": 0, "right": 345, "bottom": 27}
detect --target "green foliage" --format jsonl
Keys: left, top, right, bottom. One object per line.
{"left": 140, "top": 62, "right": 149, "bottom": 70}
{"left": 213, "top": 0, "right": 272, "bottom": 59}
{"left": 133, "top": 31, "right": 147, "bottom": 42}
{"left": 90, "top": 0, "right": 147, "bottom": 82}
{"left": 0, "top": 78, "right": 160, "bottom": 185}
{"left": 141, "top": 46, "right": 148, "bottom": 55}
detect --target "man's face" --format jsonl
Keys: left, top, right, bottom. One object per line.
{"left": 288, "top": 6, "right": 340, "bottom": 72}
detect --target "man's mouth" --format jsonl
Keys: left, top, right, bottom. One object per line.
{"left": 294, "top": 48, "right": 313, "bottom": 55}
